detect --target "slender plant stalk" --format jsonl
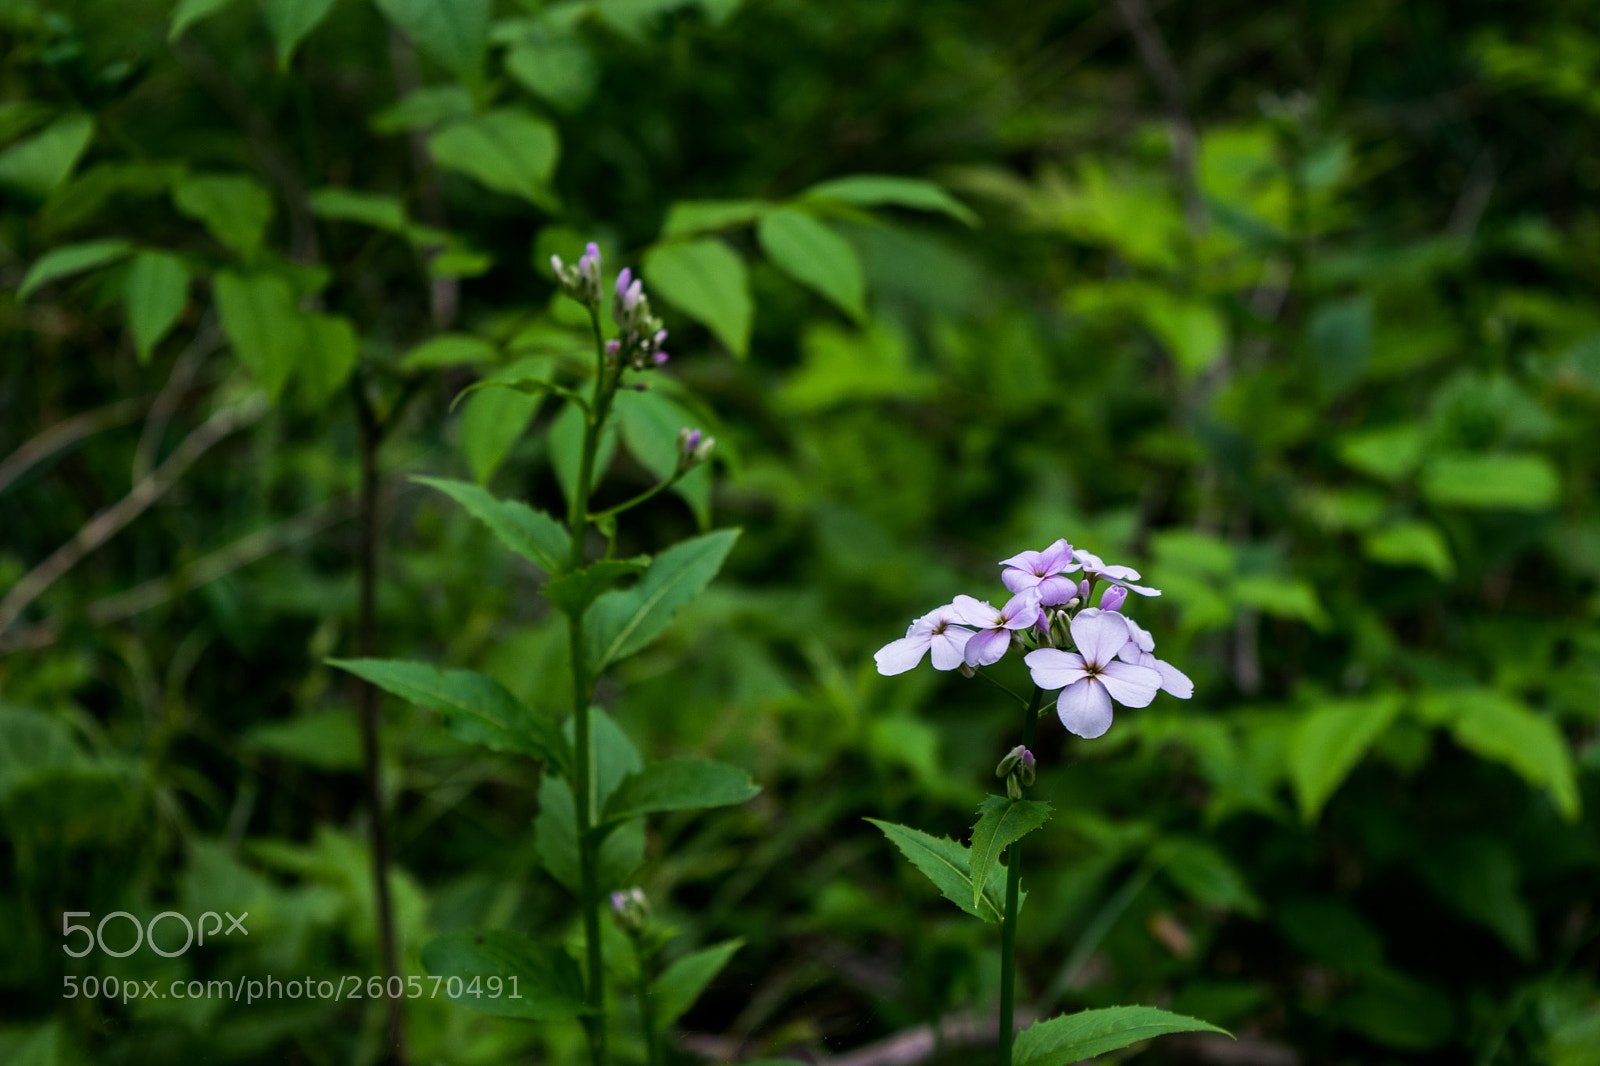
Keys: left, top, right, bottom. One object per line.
{"left": 632, "top": 934, "right": 660, "bottom": 1066}
{"left": 569, "top": 307, "right": 620, "bottom": 1066}
{"left": 352, "top": 378, "right": 409, "bottom": 1066}
{"left": 998, "top": 686, "right": 1046, "bottom": 1066}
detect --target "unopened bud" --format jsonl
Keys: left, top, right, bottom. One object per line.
{"left": 958, "top": 662, "right": 976, "bottom": 678}
{"left": 1099, "top": 585, "right": 1128, "bottom": 613}
{"left": 995, "top": 744, "right": 1027, "bottom": 778}
{"left": 1006, "top": 772, "right": 1023, "bottom": 800}
{"left": 1018, "top": 749, "right": 1036, "bottom": 786}
{"left": 611, "top": 886, "right": 649, "bottom": 932}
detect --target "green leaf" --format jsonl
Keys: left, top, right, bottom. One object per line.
{"left": 544, "top": 559, "right": 649, "bottom": 619}
{"left": 802, "top": 174, "right": 977, "bottom": 226}
{"left": 1014, "top": 1006, "right": 1231, "bottom": 1066}
{"left": 170, "top": 0, "right": 239, "bottom": 40}
{"left": 585, "top": 528, "right": 741, "bottom": 670}
{"left": 173, "top": 174, "right": 273, "bottom": 261}
{"left": 419, "top": 930, "right": 588, "bottom": 1020}
{"left": 1337, "top": 425, "right": 1425, "bottom": 482}
{"left": 429, "top": 109, "right": 560, "bottom": 209}
{"left": 650, "top": 939, "right": 743, "bottom": 1027}
{"left": 262, "top": 0, "right": 339, "bottom": 70}
{"left": 296, "top": 312, "right": 358, "bottom": 408}
{"left": 460, "top": 380, "right": 542, "bottom": 484}
{"left": 549, "top": 401, "right": 618, "bottom": 507}
{"left": 967, "top": 796, "right": 1051, "bottom": 909}
{"left": 1287, "top": 692, "right": 1403, "bottom": 822}
{"left": 244, "top": 713, "right": 363, "bottom": 771}
{"left": 400, "top": 332, "right": 498, "bottom": 371}
{"left": 374, "top": 0, "right": 490, "bottom": 81}
{"left": 1308, "top": 294, "right": 1374, "bottom": 396}
{"left": 1362, "top": 520, "right": 1455, "bottom": 579}
{"left": 1418, "top": 688, "right": 1579, "bottom": 821}
{"left": 213, "top": 271, "right": 299, "bottom": 400}
{"left": 414, "top": 476, "right": 571, "bottom": 575}
{"left": 1416, "top": 836, "right": 1534, "bottom": 958}
{"left": 535, "top": 775, "right": 645, "bottom": 895}
{"left": 328, "top": 658, "right": 571, "bottom": 775}
{"left": 662, "top": 199, "right": 770, "bottom": 238}
{"left": 642, "top": 239, "right": 752, "bottom": 357}
{"left": 6, "top": 1022, "right": 60, "bottom": 1066}
{"left": 1335, "top": 970, "right": 1452, "bottom": 1050}
{"left": 122, "top": 251, "right": 190, "bottom": 364}
{"left": 18, "top": 239, "right": 132, "bottom": 301}
{"left": 371, "top": 85, "right": 475, "bottom": 134}
{"left": 1140, "top": 292, "right": 1228, "bottom": 375}
{"left": 757, "top": 207, "right": 866, "bottom": 321}
{"left": 505, "top": 39, "right": 598, "bottom": 113}
{"left": 1150, "top": 838, "right": 1262, "bottom": 917}
{"left": 0, "top": 113, "right": 94, "bottom": 197}
{"left": 613, "top": 388, "right": 713, "bottom": 527}
{"left": 1232, "top": 574, "right": 1329, "bottom": 630}
{"left": 1420, "top": 453, "right": 1561, "bottom": 511}
{"left": 866, "top": 818, "right": 1010, "bottom": 924}
{"left": 600, "top": 758, "right": 759, "bottom": 827}
{"left": 309, "top": 187, "right": 409, "bottom": 232}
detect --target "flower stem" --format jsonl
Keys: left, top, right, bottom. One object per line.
{"left": 632, "top": 933, "right": 660, "bottom": 1066}
{"left": 998, "top": 686, "right": 1046, "bottom": 1066}
{"left": 568, "top": 305, "right": 618, "bottom": 1066}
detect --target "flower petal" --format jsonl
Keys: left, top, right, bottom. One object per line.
{"left": 1025, "top": 647, "right": 1088, "bottom": 690}
{"left": 1037, "top": 574, "right": 1079, "bottom": 606}
{"left": 874, "top": 635, "right": 930, "bottom": 675}
{"left": 1111, "top": 579, "right": 1162, "bottom": 597}
{"left": 1099, "top": 563, "right": 1143, "bottom": 581}
{"left": 1154, "top": 657, "right": 1194, "bottom": 699}
{"left": 1069, "top": 608, "right": 1135, "bottom": 667}
{"left": 1099, "top": 585, "right": 1128, "bottom": 612}
{"left": 963, "top": 628, "right": 1010, "bottom": 667}
{"left": 1124, "top": 617, "right": 1155, "bottom": 654}
{"left": 998, "top": 549, "right": 1041, "bottom": 571}
{"left": 1000, "top": 588, "right": 1043, "bottom": 628}
{"left": 949, "top": 594, "right": 998, "bottom": 628}
{"left": 928, "top": 627, "right": 973, "bottom": 670}
{"left": 1056, "top": 678, "right": 1114, "bottom": 739}
{"left": 1037, "top": 538, "right": 1076, "bottom": 572}
{"left": 1098, "top": 659, "right": 1162, "bottom": 707}
{"left": 1001, "top": 568, "right": 1036, "bottom": 594}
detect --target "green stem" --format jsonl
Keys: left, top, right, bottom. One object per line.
{"left": 567, "top": 304, "right": 618, "bottom": 1066}
{"left": 590, "top": 466, "right": 687, "bottom": 524}
{"left": 632, "top": 933, "right": 660, "bottom": 1066}
{"left": 998, "top": 686, "right": 1045, "bottom": 1066}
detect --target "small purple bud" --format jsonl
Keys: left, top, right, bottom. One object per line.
{"left": 996, "top": 744, "right": 1027, "bottom": 778}
{"left": 605, "top": 339, "right": 621, "bottom": 356}
{"left": 585, "top": 241, "right": 600, "bottom": 261}
{"left": 653, "top": 350, "right": 669, "bottom": 365}
{"left": 1076, "top": 579, "right": 1092, "bottom": 601}
{"left": 653, "top": 329, "right": 667, "bottom": 346}
{"left": 679, "top": 428, "right": 703, "bottom": 456}
{"left": 624, "top": 278, "right": 643, "bottom": 311}
{"left": 1100, "top": 585, "right": 1128, "bottom": 613}
{"left": 610, "top": 891, "right": 628, "bottom": 915}
{"left": 550, "top": 254, "right": 565, "bottom": 275}
{"left": 615, "top": 268, "right": 632, "bottom": 298}
{"left": 1018, "top": 748, "right": 1036, "bottom": 786}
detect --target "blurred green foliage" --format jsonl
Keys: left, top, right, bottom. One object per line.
{"left": 3, "top": 0, "right": 1599, "bottom": 1063}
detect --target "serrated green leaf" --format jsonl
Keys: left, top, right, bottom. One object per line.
{"left": 213, "top": 271, "right": 299, "bottom": 400}
{"left": 263, "top": 0, "right": 339, "bottom": 70}
{"left": 329, "top": 658, "right": 570, "bottom": 774}
{"left": 1288, "top": 692, "right": 1403, "bottom": 822}
{"left": 174, "top": 174, "right": 273, "bottom": 261}
{"left": 1014, "top": 1006, "right": 1230, "bottom": 1066}
{"left": 757, "top": 207, "right": 866, "bottom": 321}
{"left": 600, "top": 758, "right": 759, "bottom": 829}
{"left": 662, "top": 199, "right": 770, "bottom": 238}
{"left": 866, "top": 818, "right": 1010, "bottom": 923}
{"left": 19, "top": 239, "right": 132, "bottom": 301}
{"left": 650, "top": 939, "right": 743, "bottom": 1027}
{"left": 0, "top": 113, "right": 94, "bottom": 197}
{"left": 123, "top": 251, "right": 190, "bottom": 363}
{"left": 642, "top": 239, "right": 752, "bottom": 357}
{"left": 1421, "top": 453, "right": 1561, "bottom": 511}
{"left": 802, "top": 173, "right": 977, "bottom": 226}
{"left": 968, "top": 796, "right": 1051, "bottom": 909}
{"left": 414, "top": 476, "right": 571, "bottom": 574}
{"left": 430, "top": 109, "right": 559, "bottom": 209}
{"left": 170, "top": 0, "right": 239, "bottom": 40}
{"left": 584, "top": 528, "right": 740, "bottom": 670}
{"left": 374, "top": 0, "right": 490, "bottom": 81}
{"left": 419, "top": 930, "right": 589, "bottom": 1020}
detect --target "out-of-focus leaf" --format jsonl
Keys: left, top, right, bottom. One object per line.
{"left": 650, "top": 939, "right": 743, "bottom": 1027}
{"left": 173, "top": 175, "right": 273, "bottom": 261}
{"left": 614, "top": 387, "right": 712, "bottom": 526}
{"left": 585, "top": 529, "right": 741, "bottom": 669}
{"left": 170, "top": 0, "right": 239, "bottom": 40}
{"left": 401, "top": 333, "right": 498, "bottom": 371}
{"left": 543, "top": 558, "right": 649, "bottom": 619}
{"left": 371, "top": 85, "right": 475, "bottom": 134}
{"left": 245, "top": 713, "right": 363, "bottom": 771}
{"left": 662, "top": 199, "right": 769, "bottom": 238}
{"left": 642, "top": 239, "right": 752, "bottom": 356}
{"left": 1287, "top": 692, "right": 1403, "bottom": 821}
{"left": 419, "top": 930, "right": 588, "bottom": 1019}
{"left": 967, "top": 796, "right": 1051, "bottom": 909}
{"left": 1014, "top": 1006, "right": 1230, "bottom": 1066}
{"left": 213, "top": 271, "right": 299, "bottom": 399}
{"left": 1309, "top": 294, "right": 1373, "bottom": 396}
{"left": 549, "top": 401, "right": 618, "bottom": 507}
{"left": 599, "top": 758, "right": 759, "bottom": 827}
{"left": 1142, "top": 292, "right": 1228, "bottom": 374}
{"left": 0, "top": 113, "right": 94, "bottom": 197}
{"left": 375, "top": 0, "right": 490, "bottom": 81}
{"left": 505, "top": 39, "right": 598, "bottom": 112}
{"left": 429, "top": 109, "right": 559, "bottom": 209}
{"left": 1151, "top": 837, "right": 1262, "bottom": 916}
{"left": 19, "top": 239, "right": 132, "bottom": 301}
{"left": 1337, "top": 425, "right": 1426, "bottom": 482}
{"left": 309, "top": 187, "right": 408, "bottom": 232}
{"left": 1417, "top": 836, "right": 1534, "bottom": 958}
{"left": 1232, "top": 574, "right": 1328, "bottom": 629}
{"left": 778, "top": 320, "right": 934, "bottom": 412}
{"left": 459, "top": 358, "right": 549, "bottom": 484}
{"left": 296, "top": 312, "right": 358, "bottom": 408}
{"left": 1277, "top": 898, "right": 1384, "bottom": 972}
{"left": 414, "top": 476, "right": 571, "bottom": 574}
{"left": 1420, "top": 453, "right": 1561, "bottom": 511}
{"left": 1417, "top": 688, "right": 1579, "bottom": 821}
{"left": 756, "top": 208, "right": 866, "bottom": 320}
{"left": 1335, "top": 970, "right": 1452, "bottom": 1050}
{"left": 122, "top": 251, "right": 190, "bottom": 363}
{"left": 803, "top": 174, "right": 977, "bottom": 226}
{"left": 262, "top": 0, "right": 339, "bottom": 70}
{"left": 1362, "top": 521, "right": 1454, "bottom": 579}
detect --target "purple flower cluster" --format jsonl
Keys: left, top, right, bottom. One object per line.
{"left": 551, "top": 243, "right": 670, "bottom": 370}
{"left": 873, "top": 539, "right": 1191, "bottom": 739}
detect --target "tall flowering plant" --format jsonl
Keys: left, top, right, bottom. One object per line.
{"left": 871, "top": 539, "right": 1225, "bottom": 1066}
{"left": 333, "top": 244, "right": 758, "bottom": 1066}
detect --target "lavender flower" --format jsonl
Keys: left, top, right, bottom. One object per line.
{"left": 551, "top": 242, "right": 604, "bottom": 305}
{"left": 1000, "top": 538, "right": 1083, "bottom": 605}
{"left": 874, "top": 604, "right": 974, "bottom": 675}
{"left": 1119, "top": 616, "right": 1194, "bottom": 698}
{"left": 677, "top": 426, "right": 714, "bottom": 465}
{"left": 950, "top": 588, "right": 1043, "bottom": 667}
{"left": 1073, "top": 548, "right": 1161, "bottom": 598}
{"left": 1024, "top": 608, "right": 1161, "bottom": 739}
